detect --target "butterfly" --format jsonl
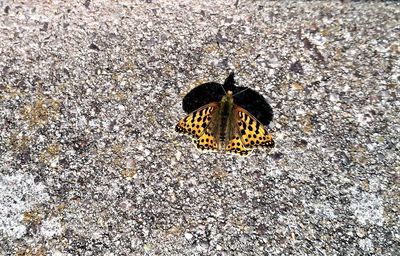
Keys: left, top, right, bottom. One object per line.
{"left": 175, "top": 72, "right": 274, "bottom": 156}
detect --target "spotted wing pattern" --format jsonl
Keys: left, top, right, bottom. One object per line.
{"left": 176, "top": 103, "right": 219, "bottom": 151}
{"left": 234, "top": 105, "right": 274, "bottom": 149}
{"left": 195, "top": 129, "right": 219, "bottom": 151}
{"left": 225, "top": 133, "right": 251, "bottom": 156}
{"left": 176, "top": 102, "right": 274, "bottom": 156}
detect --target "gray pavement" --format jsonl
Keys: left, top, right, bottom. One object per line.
{"left": 0, "top": 1, "right": 399, "bottom": 255}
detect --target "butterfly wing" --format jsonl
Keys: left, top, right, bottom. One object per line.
{"left": 224, "top": 124, "right": 252, "bottom": 156}
{"left": 195, "top": 128, "right": 219, "bottom": 151}
{"left": 176, "top": 103, "right": 220, "bottom": 151}
{"left": 233, "top": 105, "right": 274, "bottom": 149}
{"left": 182, "top": 82, "right": 225, "bottom": 113}
{"left": 233, "top": 87, "right": 273, "bottom": 126}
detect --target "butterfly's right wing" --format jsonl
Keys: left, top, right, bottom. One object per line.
{"left": 224, "top": 106, "right": 252, "bottom": 156}
{"left": 233, "top": 105, "right": 275, "bottom": 149}
{"left": 176, "top": 102, "right": 220, "bottom": 151}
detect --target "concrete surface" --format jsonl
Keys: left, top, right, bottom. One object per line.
{"left": 0, "top": 0, "right": 399, "bottom": 255}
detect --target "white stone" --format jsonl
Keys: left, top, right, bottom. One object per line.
{"left": 184, "top": 232, "right": 193, "bottom": 240}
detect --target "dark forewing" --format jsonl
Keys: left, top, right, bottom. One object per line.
{"left": 182, "top": 82, "right": 225, "bottom": 113}
{"left": 233, "top": 86, "right": 273, "bottom": 126}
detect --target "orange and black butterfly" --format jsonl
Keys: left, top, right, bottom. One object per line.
{"left": 176, "top": 72, "right": 274, "bottom": 156}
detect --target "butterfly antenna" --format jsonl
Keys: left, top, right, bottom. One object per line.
{"left": 219, "top": 83, "right": 227, "bottom": 95}
{"left": 233, "top": 87, "right": 250, "bottom": 97}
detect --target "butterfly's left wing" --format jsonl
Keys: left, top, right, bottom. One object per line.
{"left": 176, "top": 102, "right": 220, "bottom": 151}
{"left": 233, "top": 105, "right": 275, "bottom": 149}
{"left": 182, "top": 82, "right": 225, "bottom": 113}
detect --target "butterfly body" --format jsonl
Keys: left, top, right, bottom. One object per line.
{"left": 176, "top": 73, "right": 274, "bottom": 156}
{"left": 208, "top": 91, "right": 235, "bottom": 150}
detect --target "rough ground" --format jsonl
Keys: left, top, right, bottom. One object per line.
{"left": 0, "top": 0, "right": 399, "bottom": 255}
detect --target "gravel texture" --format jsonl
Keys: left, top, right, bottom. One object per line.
{"left": 0, "top": 0, "right": 399, "bottom": 255}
